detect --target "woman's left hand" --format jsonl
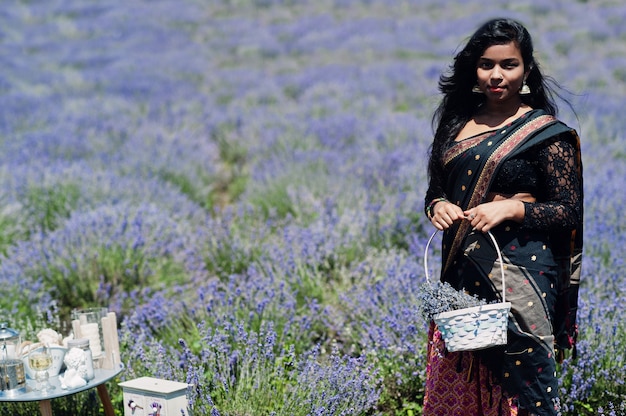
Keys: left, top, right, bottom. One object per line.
{"left": 463, "top": 199, "right": 525, "bottom": 232}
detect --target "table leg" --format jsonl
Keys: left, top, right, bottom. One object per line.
{"left": 39, "top": 399, "right": 53, "bottom": 416}
{"left": 97, "top": 384, "right": 116, "bottom": 416}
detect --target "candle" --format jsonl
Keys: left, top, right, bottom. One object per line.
{"left": 80, "top": 322, "right": 102, "bottom": 357}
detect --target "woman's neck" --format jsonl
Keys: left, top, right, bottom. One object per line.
{"left": 476, "top": 101, "right": 531, "bottom": 126}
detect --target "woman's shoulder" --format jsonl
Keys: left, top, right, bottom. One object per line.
{"left": 454, "top": 120, "right": 497, "bottom": 142}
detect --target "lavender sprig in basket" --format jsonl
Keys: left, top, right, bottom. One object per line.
{"left": 420, "top": 231, "right": 511, "bottom": 352}
{"left": 417, "top": 280, "right": 488, "bottom": 322}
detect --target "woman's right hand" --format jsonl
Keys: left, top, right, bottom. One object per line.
{"left": 429, "top": 200, "right": 465, "bottom": 230}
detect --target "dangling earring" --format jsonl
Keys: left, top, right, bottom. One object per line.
{"left": 472, "top": 84, "right": 483, "bottom": 94}
{"left": 520, "top": 81, "right": 531, "bottom": 95}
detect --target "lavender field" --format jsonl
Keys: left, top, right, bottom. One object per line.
{"left": 1, "top": 0, "right": 625, "bottom": 414}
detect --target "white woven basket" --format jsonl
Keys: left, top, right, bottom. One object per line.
{"left": 424, "top": 230, "right": 511, "bottom": 352}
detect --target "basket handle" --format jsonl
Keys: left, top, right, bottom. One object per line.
{"left": 423, "top": 230, "right": 507, "bottom": 302}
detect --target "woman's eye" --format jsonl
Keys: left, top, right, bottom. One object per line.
{"left": 502, "top": 61, "right": 520, "bottom": 69}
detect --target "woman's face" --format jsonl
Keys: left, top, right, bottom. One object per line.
{"left": 475, "top": 41, "right": 527, "bottom": 106}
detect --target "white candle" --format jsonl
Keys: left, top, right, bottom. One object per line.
{"left": 80, "top": 323, "right": 102, "bottom": 357}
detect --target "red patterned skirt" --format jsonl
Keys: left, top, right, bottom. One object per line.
{"left": 423, "top": 323, "right": 519, "bottom": 416}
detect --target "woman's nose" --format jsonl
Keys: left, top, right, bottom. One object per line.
{"left": 491, "top": 67, "right": 503, "bottom": 81}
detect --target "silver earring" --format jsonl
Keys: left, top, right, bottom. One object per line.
{"left": 520, "top": 82, "right": 531, "bottom": 95}
{"left": 472, "top": 84, "right": 483, "bottom": 94}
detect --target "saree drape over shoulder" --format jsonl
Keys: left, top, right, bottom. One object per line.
{"left": 423, "top": 110, "right": 583, "bottom": 416}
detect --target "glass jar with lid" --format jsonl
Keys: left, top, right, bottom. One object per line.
{"left": 67, "top": 338, "right": 94, "bottom": 381}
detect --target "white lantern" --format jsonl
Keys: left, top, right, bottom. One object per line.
{"left": 119, "top": 377, "right": 189, "bottom": 416}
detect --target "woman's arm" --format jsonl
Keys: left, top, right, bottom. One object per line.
{"left": 424, "top": 153, "right": 467, "bottom": 230}
{"left": 424, "top": 156, "right": 448, "bottom": 216}
{"left": 522, "top": 137, "right": 583, "bottom": 230}
{"left": 463, "top": 135, "right": 582, "bottom": 233}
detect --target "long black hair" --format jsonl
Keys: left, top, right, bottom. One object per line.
{"left": 427, "top": 18, "right": 560, "bottom": 186}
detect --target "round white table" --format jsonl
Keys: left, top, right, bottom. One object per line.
{"left": 0, "top": 364, "right": 124, "bottom": 416}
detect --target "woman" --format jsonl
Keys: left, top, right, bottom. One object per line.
{"left": 423, "top": 18, "right": 583, "bottom": 416}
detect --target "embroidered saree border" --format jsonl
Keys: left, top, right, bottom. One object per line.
{"left": 442, "top": 114, "right": 557, "bottom": 274}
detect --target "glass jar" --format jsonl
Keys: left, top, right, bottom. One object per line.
{"left": 0, "top": 323, "right": 26, "bottom": 395}
{"left": 67, "top": 338, "right": 94, "bottom": 381}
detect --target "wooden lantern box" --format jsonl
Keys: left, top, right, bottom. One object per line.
{"left": 119, "top": 377, "right": 189, "bottom": 416}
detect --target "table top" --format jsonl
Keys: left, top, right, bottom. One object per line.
{"left": 0, "top": 364, "right": 124, "bottom": 402}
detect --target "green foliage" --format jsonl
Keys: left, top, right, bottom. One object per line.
{"left": 0, "top": 181, "right": 81, "bottom": 257}
{"left": 210, "top": 124, "right": 250, "bottom": 210}
{"left": 32, "top": 243, "right": 187, "bottom": 320}
{"left": 0, "top": 209, "right": 22, "bottom": 257}
{"left": 0, "top": 390, "right": 103, "bottom": 415}
{"left": 202, "top": 330, "right": 297, "bottom": 415}
{"left": 158, "top": 169, "right": 201, "bottom": 204}
{"left": 367, "top": 349, "right": 426, "bottom": 415}
{"left": 247, "top": 176, "right": 297, "bottom": 219}
{"left": 200, "top": 219, "right": 266, "bottom": 278}
{"left": 22, "top": 182, "right": 81, "bottom": 233}
{"left": 558, "top": 323, "right": 626, "bottom": 415}
{"left": 156, "top": 125, "right": 249, "bottom": 212}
